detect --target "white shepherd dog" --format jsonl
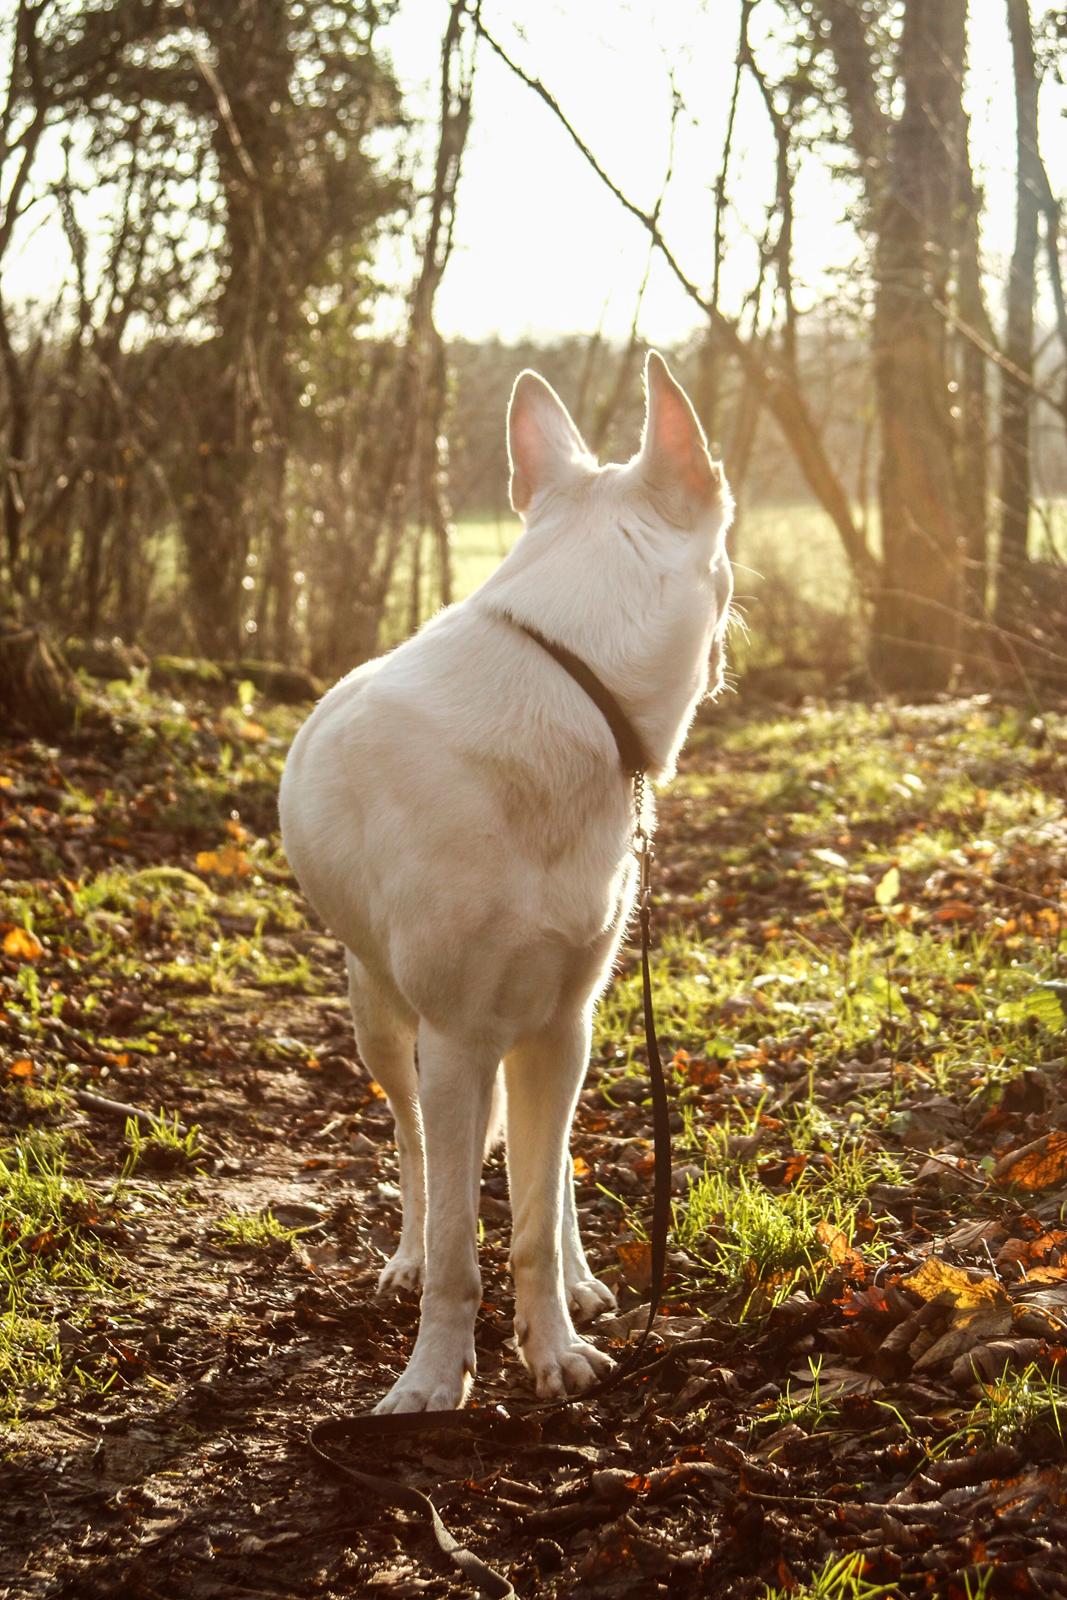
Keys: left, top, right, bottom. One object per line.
{"left": 279, "top": 353, "right": 733, "bottom": 1412}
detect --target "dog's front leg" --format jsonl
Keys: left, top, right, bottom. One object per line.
{"left": 562, "top": 1153, "right": 617, "bottom": 1323}
{"left": 375, "top": 1023, "right": 496, "bottom": 1414}
{"left": 506, "top": 1009, "right": 615, "bottom": 1398}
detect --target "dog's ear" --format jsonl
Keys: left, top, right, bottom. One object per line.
{"left": 507, "top": 371, "right": 591, "bottom": 514}
{"left": 639, "top": 351, "right": 722, "bottom": 518}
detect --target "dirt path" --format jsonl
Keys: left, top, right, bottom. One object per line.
{"left": 3, "top": 694, "right": 1067, "bottom": 1598}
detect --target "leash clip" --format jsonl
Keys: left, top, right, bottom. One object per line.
{"left": 632, "top": 770, "right": 653, "bottom": 911}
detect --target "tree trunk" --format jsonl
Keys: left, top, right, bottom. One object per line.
{"left": 0, "top": 622, "right": 83, "bottom": 738}
{"left": 956, "top": 144, "right": 996, "bottom": 627}
{"left": 998, "top": 0, "right": 1041, "bottom": 621}
{"left": 867, "top": 0, "right": 968, "bottom": 692}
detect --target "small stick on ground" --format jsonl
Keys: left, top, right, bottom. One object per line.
{"left": 74, "top": 1089, "right": 189, "bottom": 1136}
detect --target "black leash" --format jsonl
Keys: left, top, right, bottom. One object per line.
{"left": 308, "top": 624, "right": 673, "bottom": 1598}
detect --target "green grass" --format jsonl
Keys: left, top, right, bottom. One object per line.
{"left": 0, "top": 1136, "right": 119, "bottom": 1418}
{"left": 760, "top": 1551, "right": 899, "bottom": 1600}
{"left": 213, "top": 1208, "right": 303, "bottom": 1249}
{"left": 942, "top": 1361, "right": 1067, "bottom": 1451}
{"left": 122, "top": 1108, "right": 203, "bottom": 1174}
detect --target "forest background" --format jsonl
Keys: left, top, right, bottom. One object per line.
{"left": 1, "top": 0, "right": 1066, "bottom": 705}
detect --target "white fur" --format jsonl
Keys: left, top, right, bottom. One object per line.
{"left": 279, "top": 352, "right": 733, "bottom": 1411}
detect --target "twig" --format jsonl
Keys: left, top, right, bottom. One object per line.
{"left": 74, "top": 1089, "right": 188, "bottom": 1135}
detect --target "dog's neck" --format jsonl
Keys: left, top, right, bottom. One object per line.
{"left": 476, "top": 516, "right": 721, "bottom": 780}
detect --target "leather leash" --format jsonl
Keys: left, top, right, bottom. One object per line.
{"left": 308, "top": 624, "right": 673, "bottom": 1598}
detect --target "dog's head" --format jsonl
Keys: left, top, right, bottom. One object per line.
{"left": 504, "top": 351, "right": 733, "bottom": 709}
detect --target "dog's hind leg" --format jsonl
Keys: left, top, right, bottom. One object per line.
{"left": 505, "top": 1007, "right": 616, "bottom": 1398}
{"left": 346, "top": 951, "right": 424, "bottom": 1295}
{"left": 561, "top": 1153, "right": 617, "bottom": 1323}
{"left": 376, "top": 1022, "right": 499, "bottom": 1412}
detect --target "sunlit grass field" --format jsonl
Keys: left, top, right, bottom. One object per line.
{"left": 385, "top": 501, "right": 1067, "bottom": 669}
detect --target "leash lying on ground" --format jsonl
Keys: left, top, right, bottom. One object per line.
{"left": 308, "top": 625, "right": 674, "bottom": 1598}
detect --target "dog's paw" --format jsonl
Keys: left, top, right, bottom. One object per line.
{"left": 565, "top": 1274, "right": 617, "bottom": 1324}
{"left": 374, "top": 1351, "right": 473, "bottom": 1414}
{"left": 522, "top": 1335, "right": 614, "bottom": 1400}
{"left": 376, "top": 1251, "right": 424, "bottom": 1296}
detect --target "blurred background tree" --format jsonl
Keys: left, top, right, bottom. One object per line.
{"left": 0, "top": 0, "right": 1065, "bottom": 698}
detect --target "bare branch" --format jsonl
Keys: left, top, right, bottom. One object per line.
{"left": 472, "top": 14, "right": 877, "bottom": 590}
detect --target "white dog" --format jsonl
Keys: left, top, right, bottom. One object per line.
{"left": 279, "top": 353, "right": 732, "bottom": 1413}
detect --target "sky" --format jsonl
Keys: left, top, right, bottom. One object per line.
{"left": 5, "top": 0, "right": 1067, "bottom": 347}
{"left": 379, "top": 0, "right": 1067, "bottom": 345}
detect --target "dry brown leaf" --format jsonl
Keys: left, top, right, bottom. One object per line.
{"left": 994, "top": 1131, "right": 1067, "bottom": 1192}
{"left": 1024, "top": 1264, "right": 1067, "bottom": 1284}
{"left": 904, "top": 1257, "right": 987, "bottom": 1304}
{"left": 932, "top": 899, "right": 977, "bottom": 923}
{"left": 2, "top": 926, "right": 44, "bottom": 962}
{"left": 616, "top": 1240, "right": 653, "bottom": 1291}
{"left": 195, "top": 844, "right": 251, "bottom": 879}
{"left": 788, "top": 1363, "right": 883, "bottom": 1399}
{"left": 815, "top": 1219, "right": 865, "bottom": 1277}
{"left": 950, "top": 1337, "right": 1044, "bottom": 1388}
{"left": 903, "top": 1257, "right": 1012, "bottom": 1370}
{"left": 996, "top": 1228, "right": 1067, "bottom": 1269}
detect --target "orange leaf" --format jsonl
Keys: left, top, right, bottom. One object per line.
{"left": 366, "top": 1079, "right": 387, "bottom": 1099}
{"left": 2, "top": 927, "right": 44, "bottom": 962}
{"left": 7, "top": 1057, "right": 33, "bottom": 1079}
{"left": 616, "top": 1240, "right": 653, "bottom": 1291}
{"left": 816, "top": 1219, "right": 865, "bottom": 1276}
{"left": 573, "top": 1155, "right": 590, "bottom": 1178}
{"left": 195, "top": 844, "right": 251, "bottom": 879}
{"left": 1025, "top": 1265, "right": 1067, "bottom": 1285}
{"left": 902, "top": 1257, "right": 1012, "bottom": 1369}
{"left": 932, "top": 899, "right": 977, "bottom": 924}
{"left": 994, "top": 1131, "right": 1067, "bottom": 1192}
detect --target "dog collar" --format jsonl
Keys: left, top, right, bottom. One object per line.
{"left": 500, "top": 612, "right": 649, "bottom": 777}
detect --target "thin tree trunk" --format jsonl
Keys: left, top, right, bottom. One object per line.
{"left": 957, "top": 147, "right": 996, "bottom": 622}
{"left": 998, "top": 0, "right": 1041, "bottom": 620}
{"left": 867, "top": 0, "right": 968, "bottom": 692}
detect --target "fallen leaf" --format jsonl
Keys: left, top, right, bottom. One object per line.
{"left": 994, "top": 1131, "right": 1067, "bottom": 1191}
{"left": 616, "top": 1240, "right": 653, "bottom": 1291}
{"left": 905, "top": 1257, "right": 1000, "bottom": 1307}
{"left": 195, "top": 844, "right": 251, "bottom": 879}
{"left": 995, "top": 991, "right": 1066, "bottom": 1031}
{"left": 816, "top": 1219, "right": 865, "bottom": 1277}
{"left": 903, "top": 1257, "right": 1012, "bottom": 1370}
{"left": 932, "top": 899, "right": 977, "bottom": 923}
{"left": 7, "top": 1057, "right": 33, "bottom": 1079}
{"left": 874, "top": 866, "right": 900, "bottom": 907}
{"left": 2, "top": 927, "right": 44, "bottom": 962}
{"left": 788, "top": 1363, "right": 883, "bottom": 1398}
